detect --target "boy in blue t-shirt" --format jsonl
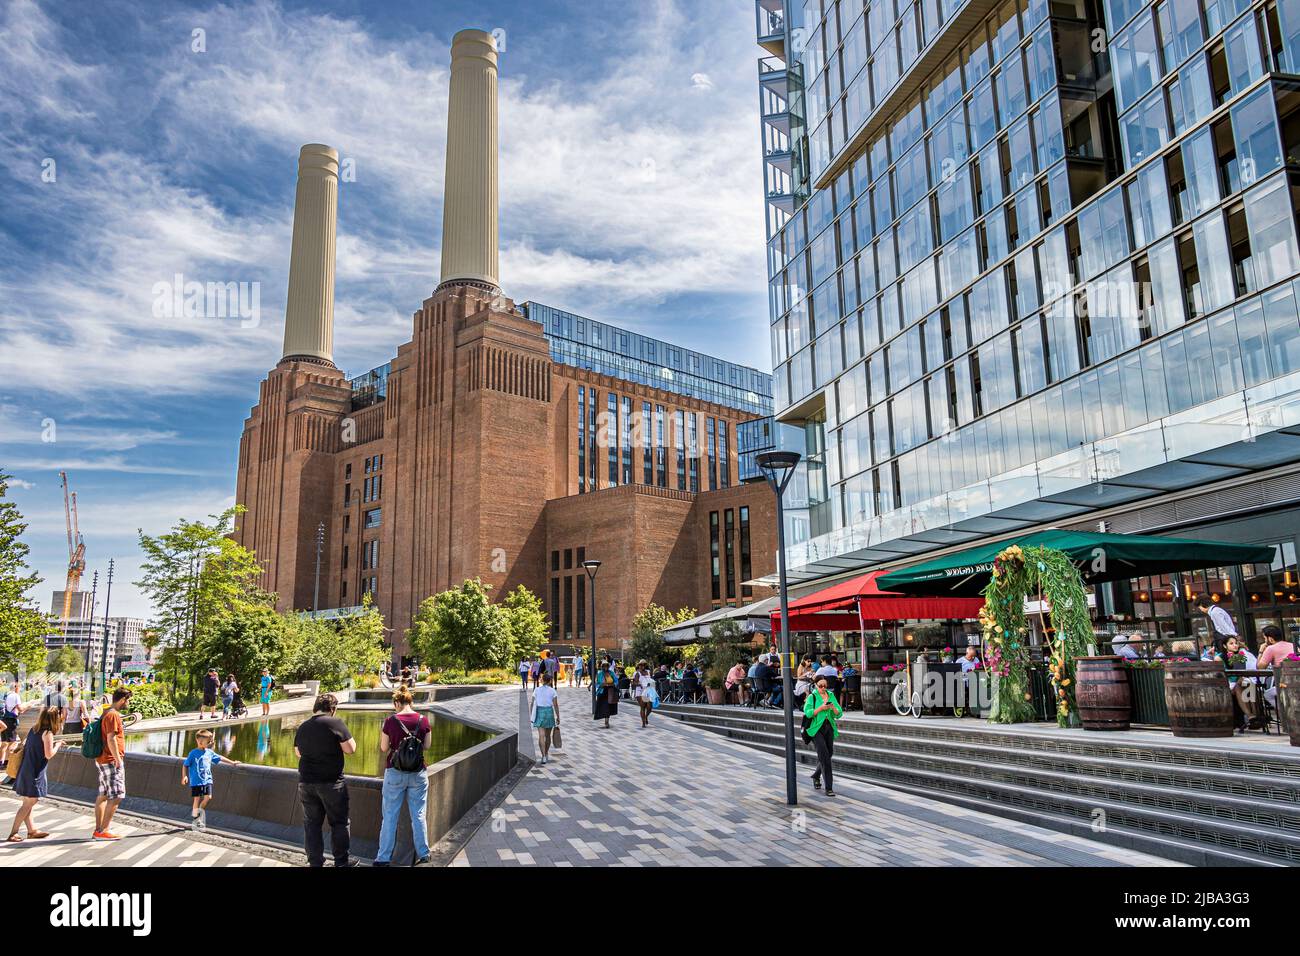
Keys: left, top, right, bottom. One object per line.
{"left": 180, "top": 729, "right": 240, "bottom": 830}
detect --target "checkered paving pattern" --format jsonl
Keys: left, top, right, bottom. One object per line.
{"left": 441, "top": 686, "right": 1181, "bottom": 867}
{"left": 0, "top": 792, "right": 289, "bottom": 867}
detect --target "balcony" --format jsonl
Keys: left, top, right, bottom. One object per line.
{"left": 755, "top": 0, "right": 785, "bottom": 57}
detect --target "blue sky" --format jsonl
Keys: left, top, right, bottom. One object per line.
{"left": 0, "top": 0, "right": 770, "bottom": 620}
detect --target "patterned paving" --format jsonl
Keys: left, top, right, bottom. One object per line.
{"left": 441, "top": 686, "right": 1183, "bottom": 867}
{"left": 0, "top": 791, "right": 290, "bottom": 867}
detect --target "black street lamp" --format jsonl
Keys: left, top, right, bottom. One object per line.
{"left": 98, "top": 559, "right": 115, "bottom": 698}
{"left": 757, "top": 449, "right": 802, "bottom": 806}
{"left": 582, "top": 559, "right": 601, "bottom": 716}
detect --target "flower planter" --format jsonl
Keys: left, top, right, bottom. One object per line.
{"left": 1163, "top": 660, "right": 1234, "bottom": 738}
{"left": 1127, "top": 666, "right": 1169, "bottom": 725}
{"left": 705, "top": 687, "right": 725, "bottom": 705}
{"left": 1276, "top": 659, "right": 1300, "bottom": 745}
{"left": 972, "top": 673, "right": 993, "bottom": 718}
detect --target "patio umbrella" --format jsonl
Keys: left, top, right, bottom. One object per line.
{"left": 875, "top": 530, "right": 1275, "bottom": 597}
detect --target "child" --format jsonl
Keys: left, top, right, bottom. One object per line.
{"left": 181, "top": 729, "right": 240, "bottom": 830}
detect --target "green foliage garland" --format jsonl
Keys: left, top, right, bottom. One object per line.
{"left": 980, "top": 544, "right": 1091, "bottom": 727}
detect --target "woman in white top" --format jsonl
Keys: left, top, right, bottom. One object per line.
{"left": 530, "top": 673, "right": 560, "bottom": 764}
{"left": 63, "top": 689, "right": 91, "bottom": 737}
{"left": 632, "top": 662, "right": 655, "bottom": 728}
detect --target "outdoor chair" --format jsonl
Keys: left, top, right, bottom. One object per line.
{"left": 842, "top": 674, "right": 861, "bottom": 710}
{"left": 682, "top": 675, "right": 702, "bottom": 703}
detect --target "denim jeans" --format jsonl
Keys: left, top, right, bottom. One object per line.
{"left": 376, "top": 767, "right": 429, "bottom": 864}
{"left": 298, "top": 780, "right": 350, "bottom": 867}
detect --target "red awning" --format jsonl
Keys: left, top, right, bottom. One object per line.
{"left": 771, "top": 570, "right": 986, "bottom": 631}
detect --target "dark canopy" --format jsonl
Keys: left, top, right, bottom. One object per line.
{"left": 875, "top": 530, "right": 1275, "bottom": 597}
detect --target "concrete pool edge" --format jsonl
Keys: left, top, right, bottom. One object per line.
{"left": 44, "top": 686, "right": 520, "bottom": 861}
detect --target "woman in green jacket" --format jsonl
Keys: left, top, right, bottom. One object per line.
{"left": 803, "top": 674, "right": 843, "bottom": 796}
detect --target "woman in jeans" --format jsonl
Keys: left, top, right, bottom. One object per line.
{"left": 803, "top": 674, "right": 843, "bottom": 797}
{"left": 375, "top": 686, "right": 431, "bottom": 866}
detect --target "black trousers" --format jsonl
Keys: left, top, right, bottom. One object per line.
{"left": 811, "top": 724, "right": 834, "bottom": 792}
{"left": 299, "top": 780, "right": 351, "bottom": 867}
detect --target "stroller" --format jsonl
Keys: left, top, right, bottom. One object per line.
{"left": 228, "top": 691, "right": 248, "bottom": 719}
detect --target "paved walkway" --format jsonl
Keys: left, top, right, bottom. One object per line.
{"left": 439, "top": 686, "right": 1180, "bottom": 867}
{"left": 0, "top": 791, "right": 291, "bottom": 867}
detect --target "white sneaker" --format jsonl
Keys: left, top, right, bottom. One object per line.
{"left": 198, "top": 810, "right": 207, "bottom": 830}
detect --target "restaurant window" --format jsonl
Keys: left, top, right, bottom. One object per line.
{"left": 710, "top": 511, "right": 721, "bottom": 601}
{"left": 724, "top": 508, "right": 737, "bottom": 601}
{"left": 740, "top": 506, "right": 753, "bottom": 599}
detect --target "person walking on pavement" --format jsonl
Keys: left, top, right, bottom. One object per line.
{"left": 633, "top": 661, "right": 656, "bottom": 728}
{"left": 0, "top": 681, "right": 28, "bottom": 776}
{"left": 93, "top": 688, "right": 132, "bottom": 839}
{"left": 6, "top": 706, "right": 62, "bottom": 843}
{"left": 593, "top": 657, "right": 618, "bottom": 728}
{"left": 519, "top": 658, "right": 531, "bottom": 690}
{"left": 531, "top": 672, "right": 560, "bottom": 764}
{"left": 293, "top": 693, "right": 358, "bottom": 867}
{"left": 804, "top": 674, "right": 843, "bottom": 797}
{"left": 220, "top": 674, "right": 239, "bottom": 720}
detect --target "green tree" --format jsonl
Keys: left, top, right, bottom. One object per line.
{"left": 0, "top": 473, "right": 54, "bottom": 675}
{"left": 281, "top": 596, "right": 387, "bottom": 691}
{"left": 500, "top": 585, "right": 548, "bottom": 662}
{"left": 48, "top": 645, "right": 85, "bottom": 674}
{"left": 407, "top": 578, "right": 507, "bottom": 671}
{"left": 698, "top": 617, "right": 749, "bottom": 687}
{"left": 191, "top": 604, "right": 287, "bottom": 693}
{"left": 628, "top": 603, "right": 696, "bottom": 666}
{"left": 136, "top": 506, "right": 271, "bottom": 689}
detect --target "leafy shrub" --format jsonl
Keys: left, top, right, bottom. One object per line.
{"left": 122, "top": 686, "right": 177, "bottom": 720}
{"left": 353, "top": 673, "right": 380, "bottom": 689}
{"left": 429, "top": 668, "right": 513, "bottom": 685}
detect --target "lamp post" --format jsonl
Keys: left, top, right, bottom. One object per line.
{"left": 312, "top": 521, "right": 325, "bottom": 614}
{"left": 98, "top": 559, "right": 114, "bottom": 698}
{"left": 757, "top": 449, "right": 801, "bottom": 806}
{"left": 87, "top": 570, "right": 99, "bottom": 695}
{"left": 582, "top": 559, "right": 601, "bottom": 716}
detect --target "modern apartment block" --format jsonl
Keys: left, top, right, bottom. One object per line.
{"left": 755, "top": 0, "right": 1300, "bottom": 647}
{"left": 232, "top": 31, "right": 777, "bottom": 657}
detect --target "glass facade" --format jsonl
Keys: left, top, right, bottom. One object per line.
{"left": 757, "top": 0, "right": 1300, "bottom": 578}
{"left": 525, "top": 301, "right": 775, "bottom": 416}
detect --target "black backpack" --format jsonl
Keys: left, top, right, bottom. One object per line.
{"left": 391, "top": 716, "right": 426, "bottom": 773}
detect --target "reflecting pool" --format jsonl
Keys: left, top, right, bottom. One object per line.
{"left": 124, "top": 708, "right": 492, "bottom": 777}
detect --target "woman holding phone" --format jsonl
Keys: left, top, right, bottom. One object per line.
{"left": 803, "top": 675, "right": 843, "bottom": 797}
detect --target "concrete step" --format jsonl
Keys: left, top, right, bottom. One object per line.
{"left": 663, "top": 706, "right": 1300, "bottom": 807}
{"left": 659, "top": 704, "right": 1298, "bottom": 866}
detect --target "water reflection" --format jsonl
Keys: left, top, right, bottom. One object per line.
{"left": 124, "top": 709, "right": 491, "bottom": 777}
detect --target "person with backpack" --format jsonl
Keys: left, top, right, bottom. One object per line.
{"left": 531, "top": 672, "right": 561, "bottom": 764}
{"left": 87, "top": 687, "right": 131, "bottom": 839}
{"left": 0, "top": 681, "right": 28, "bottom": 777}
{"left": 374, "top": 686, "right": 431, "bottom": 866}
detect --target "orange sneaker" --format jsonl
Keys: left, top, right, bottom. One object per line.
{"left": 92, "top": 831, "right": 121, "bottom": 840}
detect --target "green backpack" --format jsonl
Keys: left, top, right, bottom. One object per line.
{"left": 81, "top": 716, "right": 104, "bottom": 759}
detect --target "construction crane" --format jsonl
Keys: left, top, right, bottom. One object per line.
{"left": 59, "top": 471, "right": 86, "bottom": 635}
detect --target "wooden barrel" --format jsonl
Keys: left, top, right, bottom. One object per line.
{"left": 1275, "top": 660, "right": 1300, "bottom": 746}
{"left": 860, "top": 670, "right": 895, "bottom": 715}
{"left": 1075, "top": 656, "right": 1132, "bottom": 731}
{"left": 1163, "top": 660, "right": 1234, "bottom": 738}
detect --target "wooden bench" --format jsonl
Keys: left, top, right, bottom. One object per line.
{"left": 282, "top": 683, "right": 310, "bottom": 698}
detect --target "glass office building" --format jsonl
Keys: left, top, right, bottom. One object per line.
{"left": 524, "top": 302, "right": 775, "bottom": 417}
{"left": 755, "top": 0, "right": 1300, "bottom": 617}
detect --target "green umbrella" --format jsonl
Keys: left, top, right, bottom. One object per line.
{"left": 875, "top": 530, "right": 1275, "bottom": 597}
